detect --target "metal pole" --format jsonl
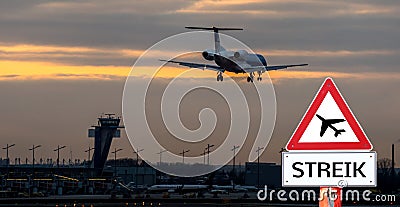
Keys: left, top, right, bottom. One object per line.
{"left": 33, "top": 146, "right": 35, "bottom": 169}
{"left": 85, "top": 146, "right": 94, "bottom": 167}
{"left": 256, "top": 146, "right": 264, "bottom": 188}
{"left": 3, "top": 144, "right": 15, "bottom": 179}
{"left": 53, "top": 145, "right": 66, "bottom": 169}
{"left": 29, "top": 145, "right": 41, "bottom": 170}
{"left": 200, "top": 150, "right": 206, "bottom": 165}
{"left": 392, "top": 144, "right": 395, "bottom": 175}
{"left": 392, "top": 144, "right": 395, "bottom": 192}
{"left": 205, "top": 144, "right": 214, "bottom": 165}
{"left": 69, "top": 147, "right": 72, "bottom": 166}
{"left": 111, "top": 148, "right": 122, "bottom": 177}
{"left": 29, "top": 144, "right": 41, "bottom": 189}
{"left": 156, "top": 149, "right": 167, "bottom": 166}
{"left": 2, "top": 144, "right": 15, "bottom": 164}
{"left": 179, "top": 149, "right": 190, "bottom": 164}
{"left": 231, "top": 145, "right": 239, "bottom": 190}
{"left": 134, "top": 149, "right": 144, "bottom": 190}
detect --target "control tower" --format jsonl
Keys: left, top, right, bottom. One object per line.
{"left": 88, "top": 113, "right": 124, "bottom": 174}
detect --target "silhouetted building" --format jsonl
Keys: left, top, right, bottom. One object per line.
{"left": 244, "top": 162, "right": 281, "bottom": 188}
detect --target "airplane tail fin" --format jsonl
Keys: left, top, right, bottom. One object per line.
{"left": 334, "top": 129, "right": 345, "bottom": 137}
{"left": 185, "top": 26, "right": 243, "bottom": 53}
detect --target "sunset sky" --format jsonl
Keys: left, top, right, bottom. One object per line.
{"left": 0, "top": 0, "right": 399, "bottom": 165}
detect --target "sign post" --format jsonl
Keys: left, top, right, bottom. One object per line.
{"left": 282, "top": 78, "right": 376, "bottom": 207}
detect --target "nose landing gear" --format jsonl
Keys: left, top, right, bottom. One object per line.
{"left": 216, "top": 72, "right": 224, "bottom": 81}
{"left": 256, "top": 71, "right": 262, "bottom": 81}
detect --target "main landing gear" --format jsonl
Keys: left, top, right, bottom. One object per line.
{"left": 216, "top": 72, "right": 224, "bottom": 81}
{"left": 247, "top": 72, "right": 263, "bottom": 82}
{"left": 247, "top": 72, "right": 255, "bottom": 82}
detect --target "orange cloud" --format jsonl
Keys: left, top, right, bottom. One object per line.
{"left": 175, "top": 0, "right": 396, "bottom": 17}
{"left": 0, "top": 43, "right": 398, "bottom": 81}
{"left": 0, "top": 60, "right": 129, "bottom": 80}
{"left": 0, "top": 44, "right": 98, "bottom": 53}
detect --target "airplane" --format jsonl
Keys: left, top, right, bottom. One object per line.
{"left": 146, "top": 184, "right": 255, "bottom": 194}
{"left": 212, "top": 184, "right": 255, "bottom": 192}
{"left": 160, "top": 26, "right": 308, "bottom": 82}
{"left": 316, "top": 114, "right": 346, "bottom": 137}
{"left": 146, "top": 184, "right": 208, "bottom": 193}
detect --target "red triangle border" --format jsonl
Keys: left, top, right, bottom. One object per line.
{"left": 286, "top": 78, "right": 372, "bottom": 151}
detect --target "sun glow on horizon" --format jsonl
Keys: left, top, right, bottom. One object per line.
{"left": 0, "top": 43, "right": 398, "bottom": 81}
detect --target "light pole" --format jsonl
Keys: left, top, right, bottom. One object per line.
{"left": 256, "top": 146, "right": 264, "bottom": 188}
{"left": 111, "top": 148, "right": 123, "bottom": 177}
{"left": 231, "top": 145, "right": 239, "bottom": 190}
{"left": 29, "top": 145, "right": 41, "bottom": 170}
{"left": 156, "top": 149, "right": 167, "bottom": 166}
{"left": 205, "top": 144, "right": 214, "bottom": 165}
{"left": 200, "top": 150, "right": 206, "bottom": 165}
{"left": 179, "top": 149, "right": 190, "bottom": 164}
{"left": 53, "top": 145, "right": 66, "bottom": 169}
{"left": 69, "top": 147, "right": 73, "bottom": 166}
{"left": 392, "top": 143, "right": 396, "bottom": 192}
{"left": 133, "top": 148, "right": 144, "bottom": 190}
{"left": 85, "top": 146, "right": 95, "bottom": 167}
{"left": 3, "top": 144, "right": 15, "bottom": 180}
{"left": 2, "top": 144, "right": 15, "bottom": 165}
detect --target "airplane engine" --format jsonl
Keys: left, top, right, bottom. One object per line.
{"left": 234, "top": 50, "right": 249, "bottom": 59}
{"left": 202, "top": 50, "right": 215, "bottom": 61}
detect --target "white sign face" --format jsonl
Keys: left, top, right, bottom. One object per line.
{"left": 299, "top": 92, "right": 359, "bottom": 143}
{"left": 282, "top": 152, "right": 376, "bottom": 187}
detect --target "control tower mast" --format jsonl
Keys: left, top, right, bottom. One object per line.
{"left": 88, "top": 113, "right": 124, "bottom": 174}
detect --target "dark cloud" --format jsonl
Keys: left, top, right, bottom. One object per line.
{"left": 0, "top": 0, "right": 398, "bottom": 50}
{"left": 0, "top": 0, "right": 398, "bottom": 74}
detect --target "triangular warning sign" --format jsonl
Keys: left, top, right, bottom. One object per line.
{"left": 286, "top": 78, "right": 372, "bottom": 151}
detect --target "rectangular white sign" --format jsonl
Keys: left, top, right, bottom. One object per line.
{"left": 282, "top": 152, "right": 376, "bottom": 187}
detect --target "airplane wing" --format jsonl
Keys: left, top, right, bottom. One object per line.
{"left": 326, "top": 119, "right": 346, "bottom": 125}
{"left": 320, "top": 123, "right": 329, "bottom": 137}
{"left": 160, "top": 59, "right": 224, "bottom": 72}
{"left": 243, "top": 64, "right": 308, "bottom": 73}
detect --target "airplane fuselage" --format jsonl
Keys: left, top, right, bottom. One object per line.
{"left": 214, "top": 54, "right": 242, "bottom": 73}
{"left": 212, "top": 53, "right": 267, "bottom": 73}
{"left": 316, "top": 115, "right": 339, "bottom": 131}
{"left": 316, "top": 114, "right": 346, "bottom": 137}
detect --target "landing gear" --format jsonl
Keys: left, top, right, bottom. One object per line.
{"left": 247, "top": 72, "right": 254, "bottom": 82}
{"left": 216, "top": 72, "right": 223, "bottom": 82}
{"left": 256, "top": 71, "right": 262, "bottom": 81}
